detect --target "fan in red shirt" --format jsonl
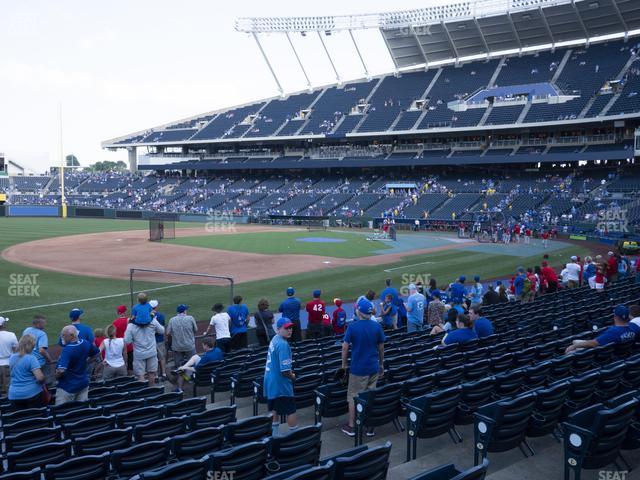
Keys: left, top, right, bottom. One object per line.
{"left": 541, "top": 230, "right": 550, "bottom": 249}
{"left": 332, "top": 299, "right": 347, "bottom": 336}
{"left": 524, "top": 227, "right": 532, "bottom": 245}
{"left": 541, "top": 260, "right": 558, "bottom": 293}
{"left": 607, "top": 252, "right": 618, "bottom": 283}
{"left": 113, "top": 305, "right": 133, "bottom": 371}
{"left": 513, "top": 224, "right": 521, "bottom": 243}
{"left": 306, "top": 290, "right": 326, "bottom": 339}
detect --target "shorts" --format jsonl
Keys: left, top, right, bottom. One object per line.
{"left": 156, "top": 342, "right": 166, "bottom": 362}
{"left": 133, "top": 355, "right": 158, "bottom": 376}
{"left": 347, "top": 373, "right": 378, "bottom": 404}
{"left": 173, "top": 350, "right": 195, "bottom": 368}
{"left": 267, "top": 396, "right": 296, "bottom": 416}
{"left": 55, "top": 386, "right": 89, "bottom": 405}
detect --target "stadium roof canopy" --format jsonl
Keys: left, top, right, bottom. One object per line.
{"left": 236, "top": 0, "right": 640, "bottom": 69}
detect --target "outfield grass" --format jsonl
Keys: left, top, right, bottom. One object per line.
{"left": 0, "top": 217, "right": 593, "bottom": 338}
{"left": 167, "top": 230, "right": 390, "bottom": 258}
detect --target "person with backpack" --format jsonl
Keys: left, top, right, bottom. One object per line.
{"left": 254, "top": 298, "right": 275, "bottom": 347}
{"left": 332, "top": 299, "right": 347, "bottom": 336}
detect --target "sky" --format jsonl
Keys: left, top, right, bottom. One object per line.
{"left": 0, "top": 0, "right": 440, "bottom": 173}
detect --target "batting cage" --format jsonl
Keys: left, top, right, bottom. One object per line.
{"left": 149, "top": 218, "right": 175, "bottom": 242}
{"left": 473, "top": 211, "right": 505, "bottom": 243}
{"left": 129, "top": 268, "right": 234, "bottom": 321}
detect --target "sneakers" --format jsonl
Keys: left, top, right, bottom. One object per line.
{"left": 366, "top": 428, "right": 375, "bottom": 437}
{"left": 341, "top": 424, "right": 355, "bottom": 437}
{"left": 173, "top": 388, "right": 183, "bottom": 393}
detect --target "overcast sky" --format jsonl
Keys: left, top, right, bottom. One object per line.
{"left": 0, "top": 0, "right": 442, "bottom": 173}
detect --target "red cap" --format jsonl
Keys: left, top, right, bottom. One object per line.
{"left": 117, "top": 305, "right": 127, "bottom": 315}
{"left": 334, "top": 298, "right": 343, "bottom": 307}
{"left": 541, "top": 260, "right": 548, "bottom": 267}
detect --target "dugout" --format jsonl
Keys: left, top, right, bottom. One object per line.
{"left": 268, "top": 215, "right": 329, "bottom": 231}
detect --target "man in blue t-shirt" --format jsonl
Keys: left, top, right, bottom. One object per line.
{"left": 58, "top": 308, "right": 94, "bottom": 345}
{"left": 55, "top": 325, "right": 100, "bottom": 405}
{"left": 340, "top": 298, "right": 386, "bottom": 437}
{"left": 469, "top": 304, "right": 494, "bottom": 338}
{"left": 513, "top": 267, "right": 526, "bottom": 299}
{"left": 449, "top": 276, "right": 468, "bottom": 306}
{"left": 173, "top": 337, "right": 224, "bottom": 392}
{"left": 566, "top": 305, "right": 640, "bottom": 353}
{"left": 279, "top": 287, "right": 302, "bottom": 342}
{"left": 228, "top": 295, "right": 249, "bottom": 350}
{"left": 405, "top": 284, "right": 426, "bottom": 333}
{"left": 443, "top": 314, "right": 478, "bottom": 345}
{"left": 380, "top": 278, "right": 399, "bottom": 305}
{"left": 264, "top": 317, "right": 297, "bottom": 436}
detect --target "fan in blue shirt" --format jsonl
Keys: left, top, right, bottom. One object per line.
{"left": 56, "top": 327, "right": 100, "bottom": 395}
{"left": 450, "top": 277, "right": 467, "bottom": 305}
{"left": 343, "top": 300, "right": 386, "bottom": 376}
{"left": 566, "top": 305, "right": 640, "bottom": 353}
{"left": 469, "top": 305, "right": 494, "bottom": 338}
{"left": 59, "top": 308, "right": 94, "bottom": 346}
{"left": 443, "top": 314, "right": 478, "bottom": 345}
{"left": 228, "top": 301, "right": 249, "bottom": 335}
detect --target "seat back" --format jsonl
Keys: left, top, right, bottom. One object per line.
{"left": 43, "top": 452, "right": 110, "bottom": 480}
{"left": 135, "top": 457, "right": 209, "bottom": 480}
{"left": 224, "top": 415, "right": 272, "bottom": 446}
{"left": 356, "top": 383, "right": 402, "bottom": 428}
{"left": 130, "top": 386, "right": 165, "bottom": 400}
{"left": 210, "top": 439, "right": 269, "bottom": 480}
{"left": 456, "top": 378, "right": 496, "bottom": 425}
{"left": 293, "top": 373, "right": 324, "bottom": 409}
{"left": 411, "top": 387, "right": 461, "bottom": 438}
{"left": 268, "top": 424, "right": 322, "bottom": 473}
{"left": 265, "top": 462, "right": 334, "bottom": 480}
{"left": 165, "top": 397, "right": 206, "bottom": 417}
{"left": 134, "top": 416, "right": 188, "bottom": 443}
{"left": 91, "top": 391, "right": 130, "bottom": 407}
{"left": 103, "top": 399, "right": 145, "bottom": 416}
{"left": 7, "top": 440, "right": 72, "bottom": 472}
{"left": 0, "top": 467, "right": 41, "bottom": 480}
{"left": 523, "top": 361, "right": 551, "bottom": 390}
{"left": 189, "top": 405, "right": 237, "bottom": 430}
{"left": 61, "top": 415, "right": 116, "bottom": 439}
{"left": 407, "top": 458, "right": 490, "bottom": 480}
{"left": 333, "top": 441, "right": 392, "bottom": 480}
{"left": 4, "top": 426, "right": 62, "bottom": 453}
{"left": 172, "top": 427, "right": 224, "bottom": 460}
{"left": 4, "top": 418, "right": 54, "bottom": 437}
{"left": 50, "top": 400, "right": 90, "bottom": 417}
{"left": 493, "top": 369, "right": 526, "bottom": 398}
{"left": 111, "top": 439, "right": 171, "bottom": 478}
{"left": 401, "top": 374, "right": 435, "bottom": 399}
{"left": 145, "top": 391, "right": 184, "bottom": 406}
{"left": 462, "top": 359, "right": 490, "bottom": 382}
{"left": 476, "top": 393, "right": 536, "bottom": 453}
{"left": 2, "top": 407, "right": 48, "bottom": 425}
{"left": 527, "top": 381, "right": 570, "bottom": 437}
{"left": 315, "top": 382, "right": 348, "bottom": 420}
{"left": 74, "top": 427, "right": 133, "bottom": 455}
{"left": 116, "top": 405, "right": 164, "bottom": 428}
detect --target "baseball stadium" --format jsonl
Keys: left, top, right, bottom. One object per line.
{"left": 1, "top": 0, "right": 640, "bottom": 479}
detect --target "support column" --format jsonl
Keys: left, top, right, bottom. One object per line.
{"left": 286, "top": 33, "right": 312, "bottom": 90}
{"left": 253, "top": 32, "right": 284, "bottom": 95}
{"left": 317, "top": 32, "right": 341, "bottom": 84}
{"left": 349, "top": 30, "right": 370, "bottom": 79}
{"left": 127, "top": 146, "right": 137, "bottom": 173}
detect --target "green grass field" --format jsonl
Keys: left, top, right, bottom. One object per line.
{"left": 0, "top": 217, "right": 593, "bottom": 338}
{"left": 167, "top": 230, "right": 390, "bottom": 258}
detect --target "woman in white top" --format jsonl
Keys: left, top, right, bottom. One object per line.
{"left": 205, "top": 303, "right": 231, "bottom": 353}
{"left": 100, "top": 325, "right": 128, "bottom": 379}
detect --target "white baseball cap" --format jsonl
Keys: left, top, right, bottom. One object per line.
{"left": 149, "top": 300, "right": 159, "bottom": 308}
{"left": 0, "top": 317, "right": 8, "bottom": 326}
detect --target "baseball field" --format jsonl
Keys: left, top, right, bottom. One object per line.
{"left": 0, "top": 217, "right": 594, "bottom": 336}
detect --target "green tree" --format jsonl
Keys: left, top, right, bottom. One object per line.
{"left": 86, "top": 160, "right": 128, "bottom": 172}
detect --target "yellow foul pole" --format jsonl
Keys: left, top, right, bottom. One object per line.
{"left": 59, "top": 104, "right": 67, "bottom": 218}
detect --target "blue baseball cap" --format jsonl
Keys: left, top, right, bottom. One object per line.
{"left": 459, "top": 276, "right": 466, "bottom": 282}
{"left": 432, "top": 291, "right": 441, "bottom": 299}
{"left": 176, "top": 304, "right": 188, "bottom": 313}
{"left": 69, "top": 308, "right": 83, "bottom": 320}
{"left": 474, "top": 275, "right": 480, "bottom": 282}
{"left": 286, "top": 287, "right": 295, "bottom": 296}
{"left": 313, "top": 289, "right": 321, "bottom": 298}
{"left": 357, "top": 298, "right": 374, "bottom": 316}
{"left": 614, "top": 304, "right": 630, "bottom": 321}
{"left": 496, "top": 280, "right": 503, "bottom": 286}
{"left": 277, "top": 317, "right": 294, "bottom": 329}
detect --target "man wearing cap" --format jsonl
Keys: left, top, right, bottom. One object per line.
{"left": 279, "top": 288, "right": 302, "bottom": 342}
{"left": 305, "top": 290, "right": 326, "bottom": 340}
{"left": 0, "top": 317, "right": 18, "bottom": 395}
{"left": 565, "top": 256, "right": 581, "bottom": 289}
{"left": 166, "top": 304, "right": 198, "bottom": 369}
{"left": 63, "top": 308, "right": 94, "bottom": 344}
{"left": 541, "top": 260, "right": 558, "bottom": 293}
{"left": 340, "top": 297, "right": 385, "bottom": 437}
{"left": 405, "top": 284, "right": 426, "bottom": 333}
{"left": 565, "top": 305, "right": 640, "bottom": 353}
{"left": 264, "top": 318, "right": 298, "bottom": 436}
{"left": 206, "top": 303, "right": 232, "bottom": 353}
{"left": 150, "top": 300, "right": 166, "bottom": 380}
{"left": 449, "top": 276, "right": 467, "bottom": 306}
{"left": 113, "top": 305, "right": 133, "bottom": 373}
{"left": 124, "top": 309, "right": 165, "bottom": 386}
{"left": 513, "top": 268, "right": 527, "bottom": 301}
{"left": 23, "top": 315, "right": 53, "bottom": 384}
{"left": 56, "top": 325, "right": 100, "bottom": 404}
